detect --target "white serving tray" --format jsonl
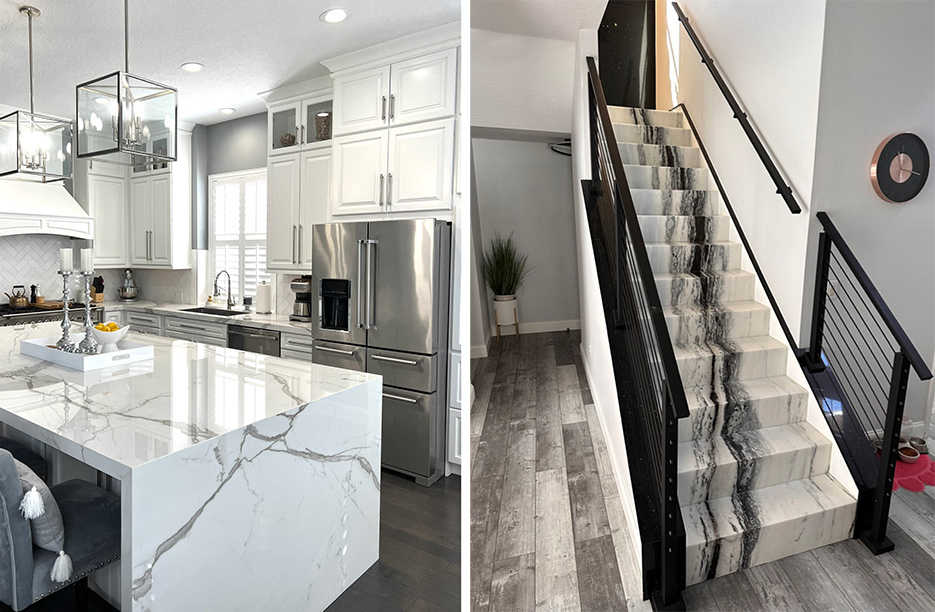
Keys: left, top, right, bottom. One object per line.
{"left": 20, "top": 334, "right": 155, "bottom": 372}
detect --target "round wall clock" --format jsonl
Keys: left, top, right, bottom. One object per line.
{"left": 870, "top": 132, "right": 930, "bottom": 203}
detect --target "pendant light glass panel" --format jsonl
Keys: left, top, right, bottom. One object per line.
{"left": 76, "top": 71, "right": 177, "bottom": 164}
{"left": 0, "top": 110, "right": 73, "bottom": 181}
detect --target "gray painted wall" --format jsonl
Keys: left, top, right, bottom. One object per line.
{"left": 472, "top": 137, "right": 580, "bottom": 331}
{"left": 807, "top": 0, "right": 935, "bottom": 427}
{"left": 206, "top": 112, "right": 268, "bottom": 176}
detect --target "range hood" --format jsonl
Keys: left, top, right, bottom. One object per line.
{"left": 0, "top": 180, "right": 93, "bottom": 239}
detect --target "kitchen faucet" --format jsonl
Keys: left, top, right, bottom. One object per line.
{"left": 214, "top": 270, "right": 235, "bottom": 309}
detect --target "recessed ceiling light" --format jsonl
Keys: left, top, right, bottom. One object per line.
{"left": 181, "top": 62, "right": 204, "bottom": 73}
{"left": 320, "top": 8, "right": 349, "bottom": 23}
{"left": 219, "top": 108, "right": 236, "bottom": 115}
{"left": 93, "top": 97, "right": 109, "bottom": 105}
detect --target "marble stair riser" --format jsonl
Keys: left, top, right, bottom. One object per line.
{"left": 683, "top": 475, "right": 856, "bottom": 585}
{"left": 680, "top": 377, "right": 809, "bottom": 443}
{"left": 674, "top": 336, "right": 788, "bottom": 387}
{"left": 646, "top": 242, "right": 741, "bottom": 275}
{"left": 614, "top": 123, "right": 693, "bottom": 147}
{"left": 665, "top": 302, "right": 771, "bottom": 344}
{"left": 677, "top": 422, "right": 831, "bottom": 505}
{"left": 631, "top": 189, "right": 721, "bottom": 216}
{"left": 608, "top": 106, "right": 684, "bottom": 128}
{"left": 617, "top": 143, "right": 704, "bottom": 168}
{"left": 638, "top": 215, "right": 730, "bottom": 243}
{"left": 655, "top": 272, "right": 756, "bottom": 309}
{"left": 624, "top": 165, "right": 710, "bottom": 190}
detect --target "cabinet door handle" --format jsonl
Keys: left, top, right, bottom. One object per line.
{"left": 288, "top": 340, "right": 314, "bottom": 348}
{"left": 301, "top": 125, "right": 305, "bottom": 145}
{"left": 292, "top": 225, "right": 297, "bottom": 264}
{"left": 383, "top": 392, "right": 418, "bottom": 404}
{"left": 379, "top": 174, "right": 385, "bottom": 207}
{"left": 389, "top": 94, "right": 395, "bottom": 120}
{"left": 387, "top": 173, "right": 393, "bottom": 207}
{"left": 381, "top": 96, "right": 387, "bottom": 122}
{"left": 372, "top": 354, "right": 419, "bottom": 366}
{"left": 297, "top": 225, "right": 303, "bottom": 264}
{"left": 315, "top": 345, "right": 355, "bottom": 356}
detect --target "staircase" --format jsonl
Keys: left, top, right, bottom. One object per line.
{"left": 609, "top": 105, "right": 857, "bottom": 585}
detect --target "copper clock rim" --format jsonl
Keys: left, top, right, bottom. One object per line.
{"left": 870, "top": 131, "right": 912, "bottom": 204}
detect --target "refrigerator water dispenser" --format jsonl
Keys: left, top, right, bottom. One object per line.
{"left": 320, "top": 279, "right": 351, "bottom": 331}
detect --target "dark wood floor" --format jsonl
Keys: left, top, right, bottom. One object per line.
{"left": 5, "top": 470, "right": 461, "bottom": 612}
{"left": 326, "top": 470, "right": 461, "bottom": 612}
{"left": 472, "top": 331, "right": 935, "bottom": 612}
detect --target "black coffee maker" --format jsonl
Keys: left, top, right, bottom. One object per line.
{"left": 289, "top": 276, "right": 312, "bottom": 322}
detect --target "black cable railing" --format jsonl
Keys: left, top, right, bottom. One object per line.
{"left": 804, "top": 212, "right": 932, "bottom": 553}
{"left": 585, "top": 56, "right": 687, "bottom": 610}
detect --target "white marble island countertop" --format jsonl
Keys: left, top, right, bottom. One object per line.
{"left": 0, "top": 322, "right": 383, "bottom": 612}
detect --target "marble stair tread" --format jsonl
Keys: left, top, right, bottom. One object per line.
{"left": 608, "top": 105, "right": 683, "bottom": 128}
{"left": 683, "top": 474, "right": 857, "bottom": 585}
{"left": 674, "top": 335, "right": 788, "bottom": 387}
{"left": 680, "top": 376, "right": 809, "bottom": 442}
{"left": 646, "top": 241, "right": 742, "bottom": 275}
{"left": 677, "top": 421, "right": 832, "bottom": 505}
{"left": 655, "top": 270, "right": 757, "bottom": 308}
{"left": 617, "top": 142, "right": 704, "bottom": 168}
{"left": 631, "top": 188, "right": 720, "bottom": 216}
{"left": 664, "top": 300, "right": 771, "bottom": 343}
{"left": 637, "top": 214, "right": 731, "bottom": 243}
{"left": 614, "top": 123, "right": 693, "bottom": 147}
{"left": 623, "top": 164, "right": 710, "bottom": 190}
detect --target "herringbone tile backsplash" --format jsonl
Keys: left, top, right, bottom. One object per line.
{"left": 0, "top": 235, "right": 74, "bottom": 301}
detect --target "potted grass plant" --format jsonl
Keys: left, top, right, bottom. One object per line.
{"left": 480, "top": 232, "right": 530, "bottom": 329}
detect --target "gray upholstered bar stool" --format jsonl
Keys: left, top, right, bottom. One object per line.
{"left": 0, "top": 449, "right": 120, "bottom": 611}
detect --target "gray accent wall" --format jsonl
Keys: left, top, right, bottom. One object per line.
{"left": 206, "top": 112, "right": 268, "bottom": 176}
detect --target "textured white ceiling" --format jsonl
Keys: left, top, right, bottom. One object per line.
{"left": 0, "top": 0, "right": 459, "bottom": 125}
{"left": 471, "top": 0, "right": 606, "bottom": 41}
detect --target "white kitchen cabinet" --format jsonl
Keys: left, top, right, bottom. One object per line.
{"left": 127, "top": 130, "right": 192, "bottom": 269}
{"left": 332, "top": 66, "right": 391, "bottom": 136}
{"left": 331, "top": 130, "right": 388, "bottom": 217}
{"left": 266, "top": 154, "right": 302, "bottom": 271}
{"left": 268, "top": 93, "right": 334, "bottom": 157}
{"left": 266, "top": 149, "right": 330, "bottom": 273}
{"left": 387, "top": 118, "right": 454, "bottom": 213}
{"left": 86, "top": 173, "right": 127, "bottom": 267}
{"left": 268, "top": 102, "right": 302, "bottom": 157}
{"left": 389, "top": 49, "right": 458, "bottom": 128}
{"left": 332, "top": 49, "right": 456, "bottom": 136}
{"left": 448, "top": 408, "right": 462, "bottom": 467}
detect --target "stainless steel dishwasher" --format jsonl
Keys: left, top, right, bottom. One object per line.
{"left": 227, "top": 325, "right": 281, "bottom": 357}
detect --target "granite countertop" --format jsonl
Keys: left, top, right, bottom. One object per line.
{"left": 0, "top": 322, "right": 378, "bottom": 477}
{"left": 102, "top": 301, "right": 312, "bottom": 335}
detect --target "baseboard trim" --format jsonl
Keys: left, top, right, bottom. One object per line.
{"left": 489, "top": 319, "right": 581, "bottom": 338}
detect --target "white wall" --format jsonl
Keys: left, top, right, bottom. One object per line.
{"left": 470, "top": 140, "right": 492, "bottom": 357}
{"left": 663, "top": 0, "right": 827, "bottom": 345}
{"left": 808, "top": 0, "right": 935, "bottom": 429}
{"left": 472, "top": 137, "right": 580, "bottom": 334}
{"left": 471, "top": 28, "right": 577, "bottom": 134}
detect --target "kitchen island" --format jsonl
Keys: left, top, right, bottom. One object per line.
{"left": 0, "top": 322, "right": 382, "bottom": 612}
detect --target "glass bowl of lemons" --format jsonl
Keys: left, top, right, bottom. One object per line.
{"left": 91, "top": 322, "right": 130, "bottom": 353}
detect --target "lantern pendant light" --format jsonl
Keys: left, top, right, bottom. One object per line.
{"left": 76, "top": 0, "right": 177, "bottom": 166}
{"left": 0, "top": 6, "right": 73, "bottom": 182}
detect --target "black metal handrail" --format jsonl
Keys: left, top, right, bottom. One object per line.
{"left": 672, "top": 2, "right": 801, "bottom": 215}
{"left": 586, "top": 56, "right": 687, "bottom": 610}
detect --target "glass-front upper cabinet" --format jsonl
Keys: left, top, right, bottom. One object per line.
{"left": 268, "top": 96, "right": 333, "bottom": 156}
{"left": 269, "top": 103, "right": 300, "bottom": 156}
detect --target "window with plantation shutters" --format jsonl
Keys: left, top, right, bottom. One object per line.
{"left": 209, "top": 170, "right": 270, "bottom": 302}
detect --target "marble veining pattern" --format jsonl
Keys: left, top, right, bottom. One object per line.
{"left": 611, "top": 105, "right": 856, "bottom": 585}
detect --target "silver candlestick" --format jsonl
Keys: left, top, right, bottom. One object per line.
{"left": 56, "top": 271, "right": 76, "bottom": 352}
{"left": 76, "top": 272, "right": 98, "bottom": 354}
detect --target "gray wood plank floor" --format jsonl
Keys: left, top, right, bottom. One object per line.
{"left": 472, "top": 331, "right": 935, "bottom": 612}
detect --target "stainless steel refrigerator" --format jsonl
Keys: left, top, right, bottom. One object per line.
{"left": 310, "top": 219, "right": 451, "bottom": 487}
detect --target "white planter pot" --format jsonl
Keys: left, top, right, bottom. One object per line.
{"left": 493, "top": 295, "right": 517, "bottom": 326}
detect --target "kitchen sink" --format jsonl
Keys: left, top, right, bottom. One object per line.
{"left": 180, "top": 307, "right": 244, "bottom": 317}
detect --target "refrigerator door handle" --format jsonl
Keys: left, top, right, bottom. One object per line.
{"left": 314, "top": 345, "right": 355, "bottom": 356}
{"left": 371, "top": 354, "right": 419, "bottom": 366}
{"left": 356, "top": 239, "right": 364, "bottom": 329}
{"left": 363, "top": 239, "right": 378, "bottom": 329}
{"left": 383, "top": 392, "right": 417, "bottom": 404}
